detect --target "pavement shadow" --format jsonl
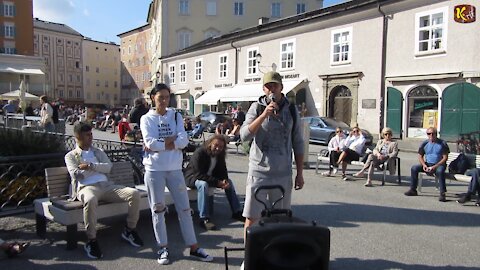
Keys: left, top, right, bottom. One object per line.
{"left": 291, "top": 202, "right": 480, "bottom": 228}
{"left": 331, "top": 257, "right": 480, "bottom": 270}
{"left": 0, "top": 259, "right": 97, "bottom": 269}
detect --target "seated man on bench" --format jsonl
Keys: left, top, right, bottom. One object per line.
{"left": 183, "top": 134, "right": 244, "bottom": 230}
{"left": 457, "top": 168, "right": 480, "bottom": 206}
{"left": 404, "top": 127, "right": 449, "bottom": 202}
{"left": 65, "top": 122, "right": 144, "bottom": 259}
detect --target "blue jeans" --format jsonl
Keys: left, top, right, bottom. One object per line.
{"left": 194, "top": 179, "right": 241, "bottom": 219}
{"left": 410, "top": 163, "right": 447, "bottom": 193}
{"left": 467, "top": 169, "right": 480, "bottom": 195}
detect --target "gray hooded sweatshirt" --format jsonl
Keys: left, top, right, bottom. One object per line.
{"left": 240, "top": 95, "right": 304, "bottom": 178}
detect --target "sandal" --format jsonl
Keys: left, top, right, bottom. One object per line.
{"left": 5, "top": 242, "right": 29, "bottom": 258}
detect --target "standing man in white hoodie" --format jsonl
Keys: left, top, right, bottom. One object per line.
{"left": 140, "top": 83, "right": 213, "bottom": 265}
{"left": 39, "top": 95, "right": 54, "bottom": 132}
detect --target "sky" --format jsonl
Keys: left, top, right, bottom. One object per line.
{"left": 33, "top": 0, "right": 346, "bottom": 44}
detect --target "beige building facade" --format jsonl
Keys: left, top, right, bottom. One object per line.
{"left": 33, "top": 18, "right": 83, "bottom": 104}
{"left": 147, "top": 0, "right": 324, "bottom": 81}
{"left": 118, "top": 24, "right": 152, "bottom": 106}
{"left": 82, "top": 39, "right": 121, "bottom": 107}
{"left": 161, "top": 0, "right": 480, "bottom": 140}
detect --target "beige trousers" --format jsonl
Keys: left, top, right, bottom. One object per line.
{"left": 78, "top": 181, "right": 140, "bottom": 239}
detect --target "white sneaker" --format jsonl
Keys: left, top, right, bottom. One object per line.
{"left": 190, "top": 247, "right": 213, "bottom": 262}
{"left": 332, "top": 168, "right": 338, "bottom": 175}
{"left": 157, "top": 247, "right": 169, "bottom": 265}
{"left": 321, "top": 171, "right": 331, "bottom": 176}
{"left": 240, "top": 261, "right": 244, "bottom": 270}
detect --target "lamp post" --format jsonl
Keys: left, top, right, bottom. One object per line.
{"left": 255, "top": 53, "right": 276, "bottom": 73}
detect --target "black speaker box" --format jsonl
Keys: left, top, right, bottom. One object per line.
{"left": 244, "top": 213, "right": 330, "bottom": 270}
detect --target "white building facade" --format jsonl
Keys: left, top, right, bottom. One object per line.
{"left": 161, "top": 0, "right": 480, "bottom": 140}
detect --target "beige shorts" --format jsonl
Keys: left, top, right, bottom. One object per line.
{"left": 242, "top": 175, "right": 292, "bottom": 219}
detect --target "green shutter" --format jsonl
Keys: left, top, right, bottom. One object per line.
{"left": 386, "top": 87, "right": 403, "bottom": 138}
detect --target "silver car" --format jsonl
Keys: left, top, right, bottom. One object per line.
{"left": 302, "top": 117, "right": 373, "bottom": 145}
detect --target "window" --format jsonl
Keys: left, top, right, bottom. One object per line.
{"left": 85, "top": 65, "right": 89, "bottom": 72}
{"left": 280, "top": 39, "right": 295, "bottom": 70}
{"left": 76, "top": 90, "right": 81, "bottom": 98}
{"left": 4, "top": 24, "right": 15, "bottom": 38}
{"left": 296, "top": 3, "right": 306, "bottom": 14}
{"left": 219, "top": 54, "right": 228, "bottom": 79}
{"left": 169, "top": 64, "right": 176, "bottom": 84}
{"left": 75, "top": 61, "right": 80, "bottom": 68}
{"left": 271, "top": 2, "right": 282, "bottom": 18}
{"left": 195, "top": 59, "right": 203, "bottom": 82}
{"left": 4, "top": 2, "right": 15, "bottom": 17}
{"left": 69, "top": 74, "right": 73, "bottom": 83}
{"left": 177, "top": 30, "right": 191, "bottom": 50}
{"left": 415, "top": 7, "right": 448, "bottom": 55}
{"left": 4, "top": 47, "right": 15, "bottom": 54}
{"left": 69, "top": 90, "right": 73, "bottom": 98}
{"left": 204, "top": 29, "right": 220, "bottom": 39}
{"left": 206, "top": 0, "right": 217, "bottom": 16}
{"left": 59, "top": 90, "right": 64, "bottom": 98}
{"left": 76, "top": 75, "right": 81, "bottom": 83}
{"left": 234, "top": 2, "right": 244, "bottom": 16}
{"left": 96, "top": 80, "right": 100, "bottom": 87}
{"left": 331, "top": 27, "right": 352, "bottom": 65}
{"left": 179, "top": 0, "right": 190, "bottom": 15}
{"left": 128, "top": 46, "right": 131, "bottom": 54}
{"left": 114, "top": 81, "right": 118, "bottom": 88}
{"left": 179, "top": 63, "right": 187, "bottom": 83}
{"left": 105, "top": 81, "right": 109, "bottom": 87}
{"left": 247, "top": 48, "right": 258, "bottom": 75}
{"left": 96, "top": 67, "right": 99, "bottom": 73}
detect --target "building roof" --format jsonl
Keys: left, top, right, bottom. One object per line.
{"left": 117, "top": 24, "right": 151, "bottom": 38}
{"left": 33, "top": 18, "right": 83, "bottom": 37}
{"left": 83, "top": 38, "right": 119, "bottom": 47}
{"left": 162, "top": 0, "right": 393, "bottom": 59}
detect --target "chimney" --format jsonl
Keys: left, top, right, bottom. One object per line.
{"left": 258, "top": 17, "right": 269, "bottom": 25}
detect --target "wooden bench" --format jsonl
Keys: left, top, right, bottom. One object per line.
{"left": 34, "top": 161, "right": 214, "bottom": 249}
{"left": 418, "top": 152, "right": 480, "bottom": 192}
{"left": 316, "top": 151, "right": 401, "bottom": 185}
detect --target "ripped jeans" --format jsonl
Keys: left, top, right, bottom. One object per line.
{"left": 144, "top": 170, "right": 197, "bottom": 247}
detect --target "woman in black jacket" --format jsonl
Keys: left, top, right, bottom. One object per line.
{"left": 184, "top": 135, "right": 244, "bottom": 230}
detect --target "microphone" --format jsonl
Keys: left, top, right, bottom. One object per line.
{"left": 268, "top": 93, "right": 277, "bottom": 115}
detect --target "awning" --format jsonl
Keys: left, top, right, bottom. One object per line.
{"left": 194, "top": 89, "right": 224, "bottom": 105}
{"left": 174, "top": 89, "right": 189, "bottom": 95}
{"left": 0, "top": 64, "right": 44, "bottom": 75}
{"left": 219, "top": 79, "right": 307, "bottom": 102}
{"left": 386, "top": 72, "right": 462, "bottom": 82}
{"left": 0, "top": 90, "right": 40, "bottom": 101}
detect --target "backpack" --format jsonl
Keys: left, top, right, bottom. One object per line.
{"left": 51, "top": 104, "right": 59, "bottom": 124}
{"left": 448, "top": 153, "right": 469, "bottom": 174}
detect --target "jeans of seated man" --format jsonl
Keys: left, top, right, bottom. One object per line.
{"left": 194, "top": 179, "right": 241, "bottom": 219}
{"left": 410, "top": 163, "right": 447, "bottom": 193}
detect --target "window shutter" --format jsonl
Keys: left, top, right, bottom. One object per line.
{"left": 12, "top": 26, "right": 16, "bottom": 37}
{"left": 12, "top": 5, "right": 16, "bottom": 16}
{"left": 0, "top": 25, "right": 4, "bottom": 37}
{"left": 0, "top": 4, "right": 4, "bottom": 16}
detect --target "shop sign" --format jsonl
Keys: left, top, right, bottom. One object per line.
{"left": 215, "top": 83, "right": 233, "bottom": 88}
{"left": 454, "top": 5, "right": 476, "bottom": 23}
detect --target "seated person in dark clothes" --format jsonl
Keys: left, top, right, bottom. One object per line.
{"left": 183, "top": 134, "right": 244, "bottom": 231}
{"left": 457, "top": 168, "right": 480, "bottom": 206}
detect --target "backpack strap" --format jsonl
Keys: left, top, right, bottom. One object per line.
{"left": 255, "top": 101, "right": 298, "bottom": 142}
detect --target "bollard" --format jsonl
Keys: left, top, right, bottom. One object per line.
{"left": 302, "top": 119, "right": 310, "bottom": 169}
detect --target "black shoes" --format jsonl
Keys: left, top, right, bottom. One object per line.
{"left": 404, "top": 189, "right": 418, "bottom": 196}
{"left": 231, "top": 211, "right": 246, "bottom": 222}
{"left": 85, "top": 240, "right": 103, "bottom": 259}
{"left": 121, "top": 227, "right": 144, "bottom": 247}
{"left": 438, "top": 192, "right": 447, "bottom": 202}
{"left": 199, "top": 218, "right": 217, "bottom": 230}
{"left": 456, "top": 193, "right": 471, "bottom": 204}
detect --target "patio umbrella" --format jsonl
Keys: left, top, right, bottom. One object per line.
{"left": 0, "top": 90, "right": 39, "bottom": 101}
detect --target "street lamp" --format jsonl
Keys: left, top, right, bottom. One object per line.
{"left": 255, "top": 53, "right": 276, "bottom": 73}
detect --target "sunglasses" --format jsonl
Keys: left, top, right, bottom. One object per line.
{"left": 336, "top": 131, "right": 342, "bottom": 133}
{"left": 426, "top": 132, "right": 434, "bottom": 135}
{"left": 384, "top": 133, "right": 392, "bottom": 136}
{"left": 352, "top": 130, "right": 359, "bottom": 133}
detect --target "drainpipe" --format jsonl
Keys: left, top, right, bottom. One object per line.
{"left": 230, "top": 41, "right": 239, "bottom": 85}
{"left": 377, "top": 1, "right": 388, "bottom": 136}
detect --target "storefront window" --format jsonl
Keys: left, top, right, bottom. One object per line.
{"left": 407, "top": 86, "right": 438, "bottom": 138}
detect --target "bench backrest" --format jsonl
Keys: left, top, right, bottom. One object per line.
{"left": 44, "top": 161, "right": 135, "bottom": 198}
{"left": 446, "top": 152, "right": 480, "bottom": 169}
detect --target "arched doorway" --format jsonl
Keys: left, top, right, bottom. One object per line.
{"left": 441, "top": 83, "right": 480, "bottom": 140}
{"left": 329, "top": 85, "right": 352, "bottom": 125}
{"left": 406, "top": 85, "right": 438, "bottom": 138}
{"left": 295, "top": 88, "right": 306, "bottom": 116}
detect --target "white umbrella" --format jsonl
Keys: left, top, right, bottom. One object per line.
{"left": 0, "top": 90, "right": 39, "bottom": 101}
{"left": 19, "top": 80, "right": 26, "bottom": 112}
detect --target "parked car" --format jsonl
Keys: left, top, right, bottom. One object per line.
{"left": 175, "top": 108, "right": 195, "bottom": 121}
{"left": 302, "top": 116, "right": 373, "bottom": 145}
{"left": 197, "top": 111, "right": 231, "bottom": 133}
